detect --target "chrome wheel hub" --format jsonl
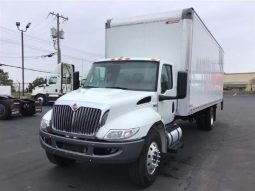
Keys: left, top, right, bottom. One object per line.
{"left": 210, "top": 109, "right": 214, "bottom": 126}
{"left": 146, "top": 141, "right": 160, "bottom": 175}
{"left": 37, "top": 97, "right": 44, "bottom": 103}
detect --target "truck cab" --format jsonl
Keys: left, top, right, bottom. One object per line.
{"left": 32, "top": 63, "right": 75, "bottom": 105}
{"left": 83, "top": 58, "right": 183, "bottom": 125}
{"left": 40, "top": 57, "right": 186, "bottom": 186}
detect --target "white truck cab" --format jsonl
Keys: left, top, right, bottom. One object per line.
{"left": 32, "top": 63, "right": 75, "bottom": 105}
{"left": 39, "top": 8, "right": 224, "bottom": 187}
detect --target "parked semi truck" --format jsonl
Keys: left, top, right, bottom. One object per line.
{"left": 31, "top": 63, "right": 77, "bottom": 105}
{"left": 40, "top": 8, "right": 224, "bottom": 187}
{"left": 0, "top": 85, "right": 42, "bottom": 120}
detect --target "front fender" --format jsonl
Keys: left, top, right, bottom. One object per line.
{"left": 96, "top": 107, "right": 162, "bottom": 140}
{"left": 42, "top": 109, "right": 52, "bottom": 121}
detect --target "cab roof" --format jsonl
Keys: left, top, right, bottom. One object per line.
{"left": 95, "top": 57, "right": 160, "bottom": 63}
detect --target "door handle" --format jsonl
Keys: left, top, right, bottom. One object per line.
{"left": 172, "top": 102, "right": 175, "bottom": 113}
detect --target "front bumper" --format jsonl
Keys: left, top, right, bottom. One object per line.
{"left": 40, "top": 130, "right": 144, "bottom": 163}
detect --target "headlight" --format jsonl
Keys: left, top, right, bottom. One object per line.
{"left": 104, "top": 128, "right": 139, "bottom": 140}
{"left": 40, "top": 118, "right": 52, "bottom": 132}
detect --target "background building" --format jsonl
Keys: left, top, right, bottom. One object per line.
{"left": 224, "top": 72, "right": 255, "bottom": 91}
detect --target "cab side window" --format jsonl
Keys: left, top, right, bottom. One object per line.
{"left": 161, "top": 65, "right": 173, "bottom": 93}
{"left": 48, "top": 77, "right": 57, "bottom": 85}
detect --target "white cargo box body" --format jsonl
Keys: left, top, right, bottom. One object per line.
{"left": 105, "top": 8, "right": 224, "bottom": 116}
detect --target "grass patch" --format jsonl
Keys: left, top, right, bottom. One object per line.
{"left": 12, "top": 92, "right": 32, "bottom": 99}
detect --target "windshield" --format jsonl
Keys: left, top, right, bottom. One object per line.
{"left": 82, "top": 61, "right": 158, "bottom": 91}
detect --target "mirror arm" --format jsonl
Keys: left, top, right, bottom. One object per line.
{"left": 159, "top": 95, "right": 177, "bottom": 101}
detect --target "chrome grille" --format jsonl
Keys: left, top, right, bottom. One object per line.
{"left": 52, "top": 105, "right": 102, "bottom": 136}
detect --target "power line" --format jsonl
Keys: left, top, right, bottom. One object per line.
{"left": 0, "top": 38, "right": 95, "bottom": 63}
{"left": 0, "top": 26, "right": 52, "bottom": 44}
{"left": 0, "top": 62, "right": 54, "bottom": 74}
{"left": 0, "top": 55, "right": 41, "bottom": 58}
{"left": 0, "top": 25, "right": 103, "bottom": 57}
{"left": 0, "top": 52, "right": 56, "bottom": 60}
{"left": 62, "top": 54, "right": 94, "bottom": 62}
{"left": 0, "top": 38, "right": 53, "bottom": 53}
{"left": 0, "top": 56, "right": 43, "bottom": 60}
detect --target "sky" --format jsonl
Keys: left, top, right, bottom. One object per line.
{"left": 0, "top": 0, "right": 255, "bottom": 84}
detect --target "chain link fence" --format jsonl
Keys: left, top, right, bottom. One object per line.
{"left": 12, "top": 82, "right": 32, "bottom": 99}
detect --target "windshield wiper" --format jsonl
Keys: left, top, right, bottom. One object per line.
{"left": 104, "top": 86, "right": 128, "bottom": 90}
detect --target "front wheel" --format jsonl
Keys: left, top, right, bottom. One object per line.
{"left": 35, "top": 94, "right": 46, "bottom": 105}
{"left": 129, "top": 129, "right": 161, "bottom": 187}
{"left": 46, "top": 152, "right": 76, "bottom": 167}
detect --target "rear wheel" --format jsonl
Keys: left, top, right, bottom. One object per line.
{"left": 46, "top": 152, "right": 76, "bottom": 166}
{"left": 20, "top": 102, "right": 36, "bottom": 116}
{"left": 0, "top": 102, "right": 11, "bottom": 120}
{"left": 196, "top": 107, "right": 215, "bottom": 130}
{"left": 129, "top": 129, "right": 161, "bottom": 187}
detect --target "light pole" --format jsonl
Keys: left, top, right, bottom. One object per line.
{"left": 16, "top": 22, "right": 31, "bottom": 96}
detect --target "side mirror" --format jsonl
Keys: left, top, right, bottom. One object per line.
{"left": 158, "top": 71, "right": 187, "bottom": 101}
{"left": 80, "top": 79, "right": 86, "bottom": 87}
{"left": 73, "top": 71, "right": 80, "bottom": 90}
{"left": 176, "top": 71, "right": 187, "bottom": 99}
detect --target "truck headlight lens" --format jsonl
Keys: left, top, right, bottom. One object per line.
{"left": 104, "top": 128, "right": 139, "bottom": 140}
{"left": 40, "top": 118, "right": 52, "bottom": 132}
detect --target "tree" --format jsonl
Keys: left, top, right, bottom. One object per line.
{"left": 28, "top": 77, "right": 45, "bottom": 92}
{"left": 0, "top": 69, "right": 13, "bottom": 85}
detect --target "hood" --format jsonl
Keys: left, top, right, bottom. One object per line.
{"left": 55, "top": 88, "right": 156, "bottom": 120}
{"left": 34, "top": 84, "right": 46, "bottom": 89}
{"left": 32, "top": 86, "right": 45, "bottom": 95}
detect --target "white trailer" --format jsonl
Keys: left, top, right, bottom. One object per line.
{"left": 0, "top": 86, "right": 11, "bottom": 96}
{"left": 39, "top": 8, "right": 224, "bottom": 187}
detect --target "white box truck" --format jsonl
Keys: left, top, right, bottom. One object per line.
{"left": 39, "top": 8, "right": 224, "bottom": 187}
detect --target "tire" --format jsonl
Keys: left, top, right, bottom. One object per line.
{"left": 46, "top": 152, "right": 76, "bottom": 167}
{"left": 196, "top": 107, "right": 214, "bottom": 131}
{"left": 129, "top": 129, "right": 161, "bottom": 187}
{"left": 35, "top": 94, "right": 46, "bottom": 105}
{"left": 21, "top": 102, "right": 36, "bottom": 116}
{"left": 0, "top": 102, "right": 11, "bottom": 120}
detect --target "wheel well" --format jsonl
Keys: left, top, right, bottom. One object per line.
{"left": 35, "top": 94, "right": 46, "bottom": 98}
{"left": 150, "top": 121, "right": 167, "bottom": 153}
{"left": 35, "top": 94, "right": 47, "bottom": 104}
{"left": 213, "top": 105, "right": 216, "bottom": 121}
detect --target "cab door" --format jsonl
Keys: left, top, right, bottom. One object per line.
{"left": 157, "top": 64, "right": 176, "bottom": 124}
{"left": 46, "top": 76, "right": 59, "bottom": 95}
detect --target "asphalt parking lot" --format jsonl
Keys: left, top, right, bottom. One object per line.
{"left": 0, "top": 94, "right": 255, "bottom": 191}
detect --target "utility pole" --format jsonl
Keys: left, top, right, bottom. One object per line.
{"left": 48, "top": 12, "right": 68, "bottom": 94}
{"left": 16, "top": 22, "right": 31, "bottom": 96}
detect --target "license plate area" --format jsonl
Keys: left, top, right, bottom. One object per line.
{"left": 56, "top": 141, "right": 87, "bottom": 153}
